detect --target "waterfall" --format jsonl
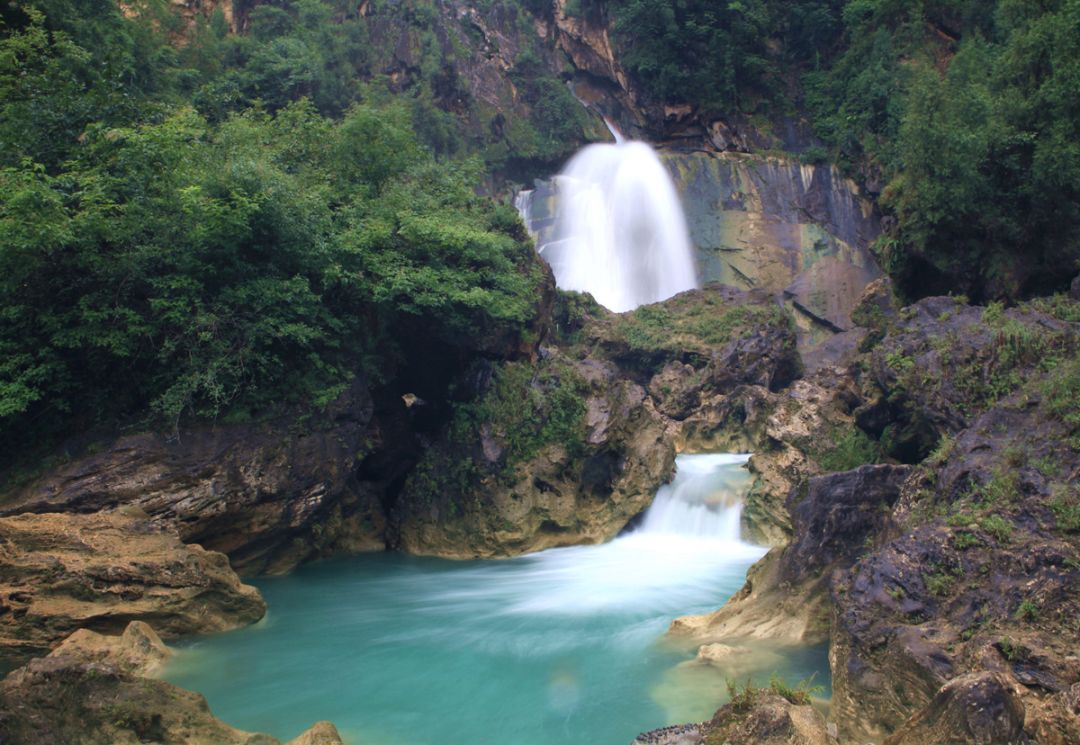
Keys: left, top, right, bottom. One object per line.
{"left": 638, "top": 453, "right": 752, "bottom": 541}
{"left": 531, "top": 140, "right": 699, "bottom": 313}
{"left": 492, "top": 453, "right": 762, "bottom": 616}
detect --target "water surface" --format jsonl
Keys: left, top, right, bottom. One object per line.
{"left": 166, "top": 455, "right": 828, "bottom": 744}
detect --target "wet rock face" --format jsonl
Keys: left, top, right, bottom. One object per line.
{"left": 782, "top": 464, "right": 911, "bottom": 584}
{"left": 663, "top": 153, "right": 881, "bottom": 334}
{"left": 520, "top": 152, "right": 881, "bottom": 348}
{"left": 0, "top": 511, "right": 265, "bottom": 660}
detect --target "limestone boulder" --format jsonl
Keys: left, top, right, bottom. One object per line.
{"left": 0, "top": 511, "right": 265, "bottom": 659}
{"left": 702, "top": 691, "right": 832, "bottom": 745}
{"left": 48, "top": 621, "right": 171, "bottom": 677}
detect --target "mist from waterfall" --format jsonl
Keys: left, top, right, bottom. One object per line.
{"left": 537, "top": 141, "right": 699, "bottom": 313}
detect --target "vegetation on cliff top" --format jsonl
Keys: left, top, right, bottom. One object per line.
{"left": 569, "top": 0, "right": 1080, "bottom": 301}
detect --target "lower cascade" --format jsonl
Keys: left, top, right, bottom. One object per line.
{"left": 165, "top": 454, "right": 827, "bottom": 745}
{"left": 522, "top": 140, "right": 699, "bottom": 313}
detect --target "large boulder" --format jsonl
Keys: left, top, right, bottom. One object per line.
{"left": 48, "top": 621, "right": 171, "bottom": 677}
{"left": 703, "top": 690, "right": 832, "bottom": 745}
{"left": 782, "top": 464, "right": 911, "bottom": 583}
{"left": 391, "top": 350, "right": 675, "bottom": 557}
{"left": 0, "top": 511, "right": 265, "bottom": 659}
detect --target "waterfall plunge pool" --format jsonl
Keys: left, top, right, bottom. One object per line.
{"left": 164, "top": 455, "right": 830, "bottom": 745}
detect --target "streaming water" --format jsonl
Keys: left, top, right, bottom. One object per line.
{"left": 164, "top": 455, "right": 827, "bottom": 745}
{"left": 527, "top": 140, "right": 699, "bottom": 312}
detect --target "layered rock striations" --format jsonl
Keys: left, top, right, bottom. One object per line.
{"left": 0, "top": 510, "right": 265, "bottom": 660}
{"left": 4, "top": 381, "right": 387, "bottom": 576}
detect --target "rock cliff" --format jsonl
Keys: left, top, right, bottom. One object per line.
{"left": 392, "top": 284, "right": 800, "bottom": 557}
{"left": 664, "top": 283, "right": 1080, "bottom": 744}
{"left": 519, "top": 150, "right": 881, "bottom": 354}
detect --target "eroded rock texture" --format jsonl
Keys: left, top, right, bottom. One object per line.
{"left": 666, "top": 284, "right": 1080, "bottom": 745}
{"left": 0, "top": 511, "right": 265, "bottom": 660}
{"left": 4, "top": 381, "right": 385, "bottom": 576}
{"left": 393, "top": 284, "right": 800, "bottom": 557}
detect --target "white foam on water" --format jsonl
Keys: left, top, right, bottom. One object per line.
{"left": 421, "top": 454, "right": 765, "bottom": 618}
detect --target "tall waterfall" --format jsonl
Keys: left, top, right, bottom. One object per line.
{"left": 530, "top": 141, "right": 699, "bottom": 313}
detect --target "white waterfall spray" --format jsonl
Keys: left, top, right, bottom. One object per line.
{"left": 639, "top": 453, "right": 752, "bottom": 540}
{"left": 537, "top": 140, "right": 699, "bottom": 313}
{"left": 489, "top": 454, "right": 763, "bottom": 616}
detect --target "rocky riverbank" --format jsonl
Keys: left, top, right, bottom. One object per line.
{"left": 2, "top": 279, "right": 1077, "bottom": 744}
{"left": 657, "top": 281, "right": 1080, "bottom": 745}
{"left": 0, "top": 621, "right": 343, "bottom": 744}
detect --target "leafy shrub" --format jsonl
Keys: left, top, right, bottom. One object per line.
{"left": 816, "top": 427, "right": 881, "bottom": 472}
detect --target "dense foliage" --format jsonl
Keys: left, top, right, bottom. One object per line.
{"left": 574, "top": 0, "right": 1080, "bottom": 300}
{"left": 807, "top": 0, "right": 1080, "bottom": 300}
{"left": 0, "top": 0, "right": 551, "bottom": 463}
{"left": 3, "top": 0, "right": 1079, "bottom": 466}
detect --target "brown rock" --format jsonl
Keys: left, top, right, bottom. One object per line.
{"left": 782, "top": 464, "right": 911, "bottom": 584}
{"left": 4, "top": 381, "right": 385, "bottom": 575}
{"left": 0, "top": 511, "right": 265, "bottom": 659}
{"left": 668, "top": 548, "right": 830, "bottom": 647}
{"left": 285, "top": 721, "right": 346, "bottom": 745}
{"left": 393, "top": 354, "right": 675, "bottom": 558}
{"left": 703, "top": 691, "right": 831, "bottom": 745}
{"left": 884, "top": 672, "right": 1026, "bottom": 745}
{"left": 0, "top": 646, "right": 343, "bottom": 745}
{"left": 48, "top": 621, "right": 171, "bottom": 677}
